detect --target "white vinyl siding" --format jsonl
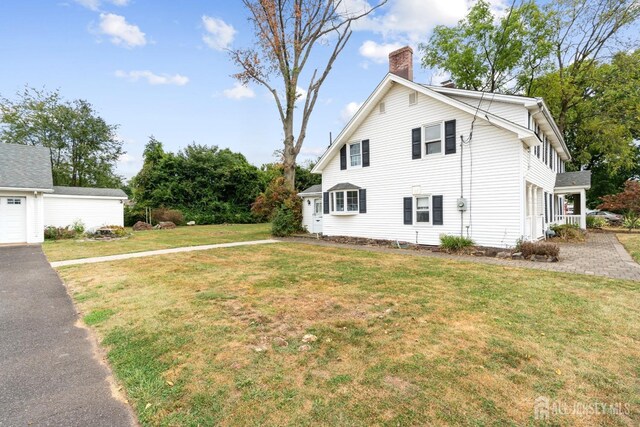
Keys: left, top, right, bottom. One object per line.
{"left": 43, "top": 196, "right": 124, "bottom": 229}
{"left": 321, "top": 84, "right": 523, "bottom": 247}
{"left": 449, "top": 95, "right": 529, "bottom": 127}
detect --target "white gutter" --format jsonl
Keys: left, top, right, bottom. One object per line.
{"left": 0, "top": 186, "right": 54, "bottom": 193}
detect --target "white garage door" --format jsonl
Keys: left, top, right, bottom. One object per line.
{"left": 0, "top": 197, "right": 27, "bottom": 244}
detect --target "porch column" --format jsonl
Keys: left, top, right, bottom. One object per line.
{"left": 580, "top": 188, "right": 587, "bottom": 229}
{"left": 533, "top": 186, "right": 538, "bottom": 238}
{"left": 527, "top": 184, "right": 533, "bottom": 239}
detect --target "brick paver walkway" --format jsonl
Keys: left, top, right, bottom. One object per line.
{"left": 286, "top": 233, "right": 640, "bottom": 281}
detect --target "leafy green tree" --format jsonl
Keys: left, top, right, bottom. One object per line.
{"left": 420, "top": 0, "right": 554, "bottom": 93}
{"left": 131, "top": 138, "right": 263, "bottom": 224}
{"left": 0, "top": 87, "right": 123, "bottom": 187}
{"left": 259, "top": 160, "right": 320, "bottom": 192}
{"left": 535, "top": 50, "right": 640, "bottom": 205}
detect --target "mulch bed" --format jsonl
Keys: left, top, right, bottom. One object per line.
{"left": 292, "top": 233, "right": 504, "bottom": 257}
{"left": 292, "top": 233, "right": 560, "bottom": 262}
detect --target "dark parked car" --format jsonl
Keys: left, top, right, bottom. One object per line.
{"left": 587, "top": 210, "right": 623, "bottom": 225}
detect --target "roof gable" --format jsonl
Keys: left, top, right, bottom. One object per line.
{"left": 0, "top": 143, "right": 54, "bottom": 191}
{"left": 313, "top": 73, "right": 539, "bottom": 173}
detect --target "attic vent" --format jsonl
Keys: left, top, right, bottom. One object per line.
{"left": 379, "top": 102, "right": 386, "bottom": 114}
{"left": 409, "top": 91, "right": 417, "bottom": 105}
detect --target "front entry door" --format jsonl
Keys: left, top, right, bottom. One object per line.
{"left": 312, "top": 198, "right": 323, "bottom": 233}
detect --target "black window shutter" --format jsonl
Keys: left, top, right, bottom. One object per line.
{"left": 359, "top": 189, "right": 367, "bottom": 213}
{"left": 433, "top": 195, "right": 443, "bottom": 225}
{"left": 411, "top": 128, "right": 421, "bottom": 159}
{"left": 340, "top": 145, "right": 347, "bottom": 170}
{"left": 544, "top": 192, "right": 548, "bottom": 223}
{"left": 323, "top": 192, "right": 329, "bottom": 214}
{"left": 403, "top": 197, "right": 413, "bottom": 224}
{"left": 362, "top": 140, "right": 370, "bottom": 167}
{"left": 445, "top": 120, "right": 456, "bottom": 154}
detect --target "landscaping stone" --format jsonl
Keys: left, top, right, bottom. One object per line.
{"left": 154, "top": 221, "right": 176, "bottom": 230}
{"left": 298, "top": 345, "right": 311, "bottom": 352}
{"left": 302, "top": 334, "right": 317, "bottom": 343}
{"left": 496, "top": 251, "right": 511, "bottom": 259}
{"left": 132, "top": 221, "right": 153, "bottom": 231}
{"left": 187, "top": 221, "right": 196, "bottom": 226}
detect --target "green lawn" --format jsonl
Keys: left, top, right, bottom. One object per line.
{"left": 43, "top": 223, "right": 271, "bottom": 262}
{"left": 617, "top": 233, "right": 640, "bottom": 263}
{"left": 56, "top": 242, "right": 640, "bottom": 426}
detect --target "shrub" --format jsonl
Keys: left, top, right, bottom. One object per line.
{"left": 519, "top": 241, "right": 559, "bottom": 258}
{"left": 44, "top": 226, "right": 77, "bottom": 240}
{"left": 124, "top": 205, "right": 146, "bottom": 226}
{"left": 271, "top": 203, "right": 302, "bottom": 237}
{"left": 252, "top": 176, "right": 297, "bottom": 222}
{"left": 586, "top": 215, "right": 607, "bottom": 229}
{"left": 151, "top": 208, "right": 185, "bottom": 225}
{"left": 71, "top": 219, "right": 85, "bottom": 234}
{"left": 439, "top": 234, "right": 475, "bottom": 252}
{"left": 623, "top": 212, "right": 640, "bottom": 230}
{"left": 550, "top": 223, "right": 585, "bottom": 241}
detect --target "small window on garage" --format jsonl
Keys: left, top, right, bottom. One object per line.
{"left": 7, "top": 198, "right": 21, "bottom": 205}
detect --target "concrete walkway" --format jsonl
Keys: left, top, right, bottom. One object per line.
{"left": 51, "top": 239, "right": 280, "bottom": 267}
{"left": 0, "top": 245, "right": 136, "bottom": 426}
{"left": 285, "top": 232, "right": 640, "bottom": 281}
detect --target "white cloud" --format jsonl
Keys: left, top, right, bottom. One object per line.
{"left": 296, "top": 86, "right": 307, "bottom": 102}
{"left": 115, "top": 70, "right": 189, "bottom": 86}
{"left": 99, "top": 13, "right": 146, "bottom": 48}
{"left": 223, "top": 82, "right": 255, "bottom": 100}
{"left": 359, "top": 40, "right": 404, "bottom": 63}
{"left": 202, "top": 16, "right": 236, "bottom": 51}
{"left": 75, "top": 0, "right": 130, "bottom": 10}
{"left": 340, "top": 101, "right": 363, "bottom": 124}
{"left": 353, "top": 0, "right": 507, "bottom": 42}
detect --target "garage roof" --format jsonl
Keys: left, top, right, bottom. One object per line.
{"left": 52, "top": 186, "right": 128, "bottom": 198}
{"left": 0, "top": 144, "right": 53, "bottom": 191}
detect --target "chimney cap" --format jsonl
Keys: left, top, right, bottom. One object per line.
{"left": 441, "top": 79, "right": 456, "bottom": 88}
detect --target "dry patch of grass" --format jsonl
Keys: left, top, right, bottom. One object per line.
{"left": 43, "top": 223, "right": 271, "bottom": 262}
{"left": 617, "top": 234, "right": 640, "bottom": 263}
{"left": 57, "top": 243, "right": 640, "bottom": 426}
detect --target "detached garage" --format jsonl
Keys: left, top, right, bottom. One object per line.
{"left": 0, "top": 143, "right": 127, "bottom": 245}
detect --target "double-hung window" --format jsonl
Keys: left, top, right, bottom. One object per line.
{"left": 331, "top": 190, "right": 359, "bottom": 213}
{"left": 416, "top": 196, "right": 430, "bottom": 223}
{"left": 424, "top": 124, "right": 441, "bottom": 155}
{"left": 349, "top": 142, "right": 361, "bottom": 167}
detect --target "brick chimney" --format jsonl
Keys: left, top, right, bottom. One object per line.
{"left": 389, "top": 46, "right": 413, "bottom": 81}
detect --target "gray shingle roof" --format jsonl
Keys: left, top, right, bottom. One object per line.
{"left": 327, "top": 182, "right": 361, "bottom": 191}
{"left": 52, "top": 186, "right": 128, "bottom": 198}
{"left": 299, "top": 184, "right": 322, "bottom": 195}
{"left": 555, "top": 171, "right": 591, "bottom": 188}
{"left": 0, "top": 143, "right": 53, "bottom": 190}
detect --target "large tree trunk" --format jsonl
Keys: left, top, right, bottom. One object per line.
{"left": 282, "top": 112, "right": 297, "bottom": 190}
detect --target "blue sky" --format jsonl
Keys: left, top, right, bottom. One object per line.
{"left": 0, "top": 0, "right": 500, "bottom": 179}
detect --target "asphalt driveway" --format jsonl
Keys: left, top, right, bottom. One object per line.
{"left": 0, "top": 245, "right": 135, "bottom": 426}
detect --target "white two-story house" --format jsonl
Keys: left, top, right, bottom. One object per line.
{"left": 299, "top": 46, "right": 590, "bottom": 248}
